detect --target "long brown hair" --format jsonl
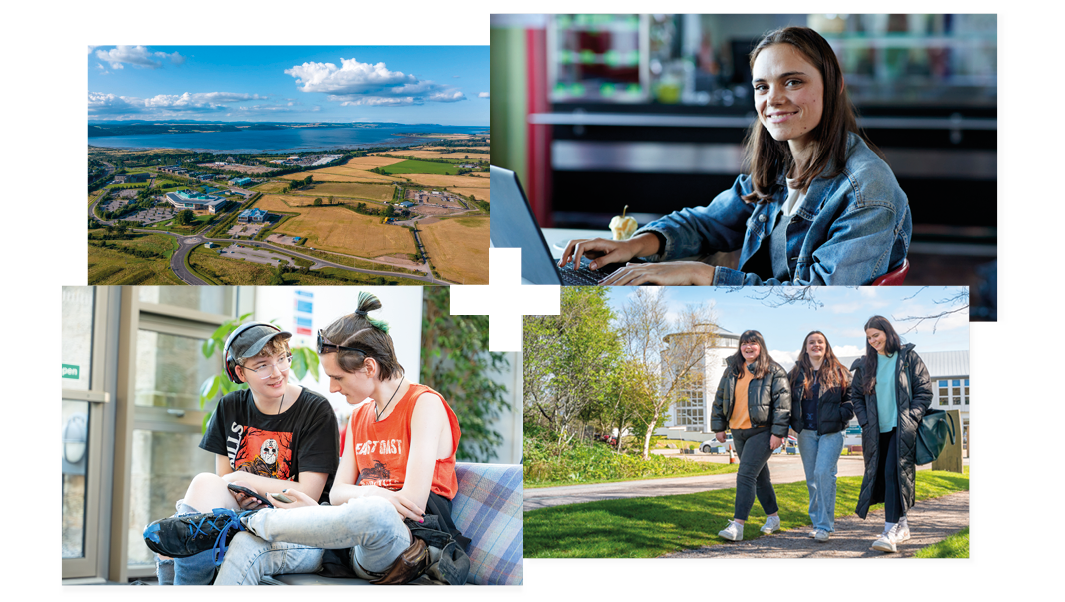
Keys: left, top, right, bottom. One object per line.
{"left": 861, "top": 315, "right": 902, "bottom": 395}
{"left": 741, "top": 26, "right": 883, "bottom": 203}
{"left": 321, "top": 291, "right": 405, "bottom": 380}
{"left": 788, "top": 330, "right": 850, "bottom": 397}
{"left": 729, "top": 330, "right": 775, "bottom": 379}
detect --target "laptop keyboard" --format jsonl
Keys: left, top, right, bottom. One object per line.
{"left": 559, "top": 260, "right": 612, "bottom": 286}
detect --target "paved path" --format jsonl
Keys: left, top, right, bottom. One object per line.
{"left": 524, "top": 455, "right": 868, "bottom": 511}
{"left": 661, "top": 491, "right": 969, "bottom": 558}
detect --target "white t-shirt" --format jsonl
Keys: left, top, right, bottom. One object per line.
{"left": 782, "top": 177, "right": 806, "bottom": 217}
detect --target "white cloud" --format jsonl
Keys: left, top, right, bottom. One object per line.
{"left": 285, "top": 57, "right": 466, "bottom": 106}
{"left": 88, "top": 91, "right": 267, "bottom": 118}
{"left": 478, "top": 92, "right": 490, "bottom": 98}
{"left": 94, "top": 45, "right": 186, "bottom": 70}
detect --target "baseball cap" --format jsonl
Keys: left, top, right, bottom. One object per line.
{"left": 230, "top": 324, "right": 293, "bottom": 362}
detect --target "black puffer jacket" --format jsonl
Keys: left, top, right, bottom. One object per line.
{"left": 788, "top": 365, "right": 855, "bottom": 435}
{"left": 711, "top": 358, "right": 791, "bottom": 438}
{"left": 849, "top": 344, "right": 932, "bottom": 519}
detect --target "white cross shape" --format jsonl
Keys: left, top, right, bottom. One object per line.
{"left": 449, "top": 247, "right": 560, "bottom": 352}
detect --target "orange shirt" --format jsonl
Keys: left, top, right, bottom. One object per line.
{"left": 729, "top": 365, "right": 754, "bottom": 430}
{"left": 348, "top": 383, "right": 461, "bottom": 500}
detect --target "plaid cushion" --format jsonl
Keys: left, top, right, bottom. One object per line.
{"left": 452, "top": 463, "right": 523, "bottom": 585}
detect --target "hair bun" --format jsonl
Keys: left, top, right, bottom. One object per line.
{"left": 354, "top": 291, "right": 389, "bottom": 333}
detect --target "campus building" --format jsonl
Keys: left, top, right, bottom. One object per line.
{"left": 113, "top": 173, "right": 150, "bottom": 184}
{"left": 238, "top": 207, "right": 268, "bottom": 223}
{"left": 164, "top": 189, "right": 227, "bottom": 214}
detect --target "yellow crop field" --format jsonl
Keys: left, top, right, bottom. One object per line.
{"left": 449, "top": 187, "right": 491, "bottom": 203}
{"left": 404, "top": 174, "right": 491, "bottom": 189}
{"left": 278, "top": 169, "right": 399, "bottom": 183}
{"left": 274, "top": 206, "right": 416, "bottom": 257}
{"left": 419, "top": 217, "right": 490, "bottom": 284}
{"left": 303, "top": 182, "right": 395, "bottom": 201}
{"left": 374, "top": 150, "right": 454, "bottom": 159}
{"left": 342, "top": 156, "right": 406, "bottom": 168}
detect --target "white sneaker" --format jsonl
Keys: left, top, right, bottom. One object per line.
{"left": 808, "top": 530, "right": 819, "bottom": 539}
{"left": 871, "top": 524, "right": 900, "bottom": 553}
{"left": 760, "top": 515, "right": 780, "bottom": 535}
{"left": 897, "top": 518, "right": 911, "bottom": 542}
{"left": 813, "top": 529, "right": 831, "bottom": 542}
{"left": 718, "top": 521, "right": 744, "bottom": 541}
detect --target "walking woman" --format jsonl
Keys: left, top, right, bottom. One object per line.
{"left": 558, "top": 25, "right": 909, "bottom": 286}
{"left": 850, "top": 316, "right": 932, "bottom": 553}
{"left": 788, "top": 331, "right": 854, "bottom": 542}
{"left": 711, "top": 330, "right": 791, "bottom": 541}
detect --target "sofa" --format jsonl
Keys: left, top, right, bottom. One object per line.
{"left": 265, "top": 462, "right": 523, "bottom": 585}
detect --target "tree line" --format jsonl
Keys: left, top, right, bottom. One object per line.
{"left": 524, "top": 287, "right": 718, "bottom": 459}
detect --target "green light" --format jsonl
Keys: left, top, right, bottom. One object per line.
{"left": 600, "top": 83, "right": 616, "bottom": 97}
{"left": 580, "top": 50, "right": 595, "bottom": 64}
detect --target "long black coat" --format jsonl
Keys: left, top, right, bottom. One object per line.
{"left": 788, "top": 365, "right": 855, "bottom": 435}
{"left": 849, "top": 344, "right": 932, "bottom": 519}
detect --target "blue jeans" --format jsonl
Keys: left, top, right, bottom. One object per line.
{"left": 797, "top": 429, "right": 844, "bottom": 532}
{"left": 214, "top": 496, "right": 411, "bottom": 585}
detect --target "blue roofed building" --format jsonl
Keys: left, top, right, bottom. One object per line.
{"left": 238, "top": 208, "right": 269, "bottom": 223}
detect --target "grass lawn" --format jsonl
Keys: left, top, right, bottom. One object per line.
{"left": 88, "top": 234, "right": 182, "bottom": 285}
{"left": 379, "top": 159, "right": 459, "bottom": 176}
{"left": 914, "top": 526, "right": 969, "bottom": 558}
{"left": 523, "top": 469, "right": 970, "bottom": 558}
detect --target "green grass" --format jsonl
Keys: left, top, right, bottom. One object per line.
{"left": 914, "top": 527, "right": 969, "bottom": 558}
{"left": 378, "top": 159, "right": 458, "bottom": 175}
{"left": 523, "top": 469, "right": 970, "bottom": 558}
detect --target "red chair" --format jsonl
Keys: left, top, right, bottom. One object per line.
{"left": 871, "top": 258, "right": 909, "bottom": 285}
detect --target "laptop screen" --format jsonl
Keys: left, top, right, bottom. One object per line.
{"left": 490, "top": 165, "right": 563, "bottom": 285}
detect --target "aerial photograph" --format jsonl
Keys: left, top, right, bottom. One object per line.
{"left": 87, "top": 45, "right": 490, "bottom": 285}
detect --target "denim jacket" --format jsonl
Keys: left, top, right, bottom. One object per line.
{"left": 633, "top": 133, "right": 911, "bottom": 285}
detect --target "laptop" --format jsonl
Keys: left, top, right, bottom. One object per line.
{"left": 490, "top": 165, "right": 628, "bottom": 285}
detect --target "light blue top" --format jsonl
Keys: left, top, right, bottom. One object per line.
{"left": 875, "top": 352, "right": 898, "bottom": 433}
{"left": 633, "top": 132, "right": 911, "bottom": 285}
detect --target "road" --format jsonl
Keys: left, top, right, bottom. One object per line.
{"left": 89, "top": 188, "right": 456, "bottom": 285}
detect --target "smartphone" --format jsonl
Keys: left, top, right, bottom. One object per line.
{"left": 227, "top": 483, "right": 274, "bottom": 508}
{"left": 269, "top": 492, "right": 294, "bottom": 503}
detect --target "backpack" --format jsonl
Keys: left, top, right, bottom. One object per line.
{"left": 915, "top": 407, "right": 956, "bottom": 465}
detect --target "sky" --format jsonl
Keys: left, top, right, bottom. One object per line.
{"left": 87, "top": 45, "right": 489, "bottom": 125}
{"left": 605, "top": 286, "right": 969, "bottom": 369}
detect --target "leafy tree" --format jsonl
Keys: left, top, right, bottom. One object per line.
{"left": 421, "top": 287, "right": 511, "bottom": 462}
{"left": 176, "top": 209, "right": 194, "bottom": 226}
{"left": 313, "top": 198, "right": 323, "bottom": 206}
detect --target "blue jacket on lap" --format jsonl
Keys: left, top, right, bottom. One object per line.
{"left": 633, "top": 132, "right": 911, "bottom": 285}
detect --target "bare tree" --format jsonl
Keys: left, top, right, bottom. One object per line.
{"left": 618, "top": 288, "right": 719, "bottom": 460}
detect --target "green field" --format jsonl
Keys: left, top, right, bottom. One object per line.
{"left": 88, "top": 232, "right": 182, "bottom": 285}
{"left": 378, "top": 159, "right": 458, "bottom": 176}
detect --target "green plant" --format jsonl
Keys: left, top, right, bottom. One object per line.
{"left": 421, "top": 286, "right": 510, "bottom": 462}
{"left": 198, "top": 312, "right": 320, "bottom": 432}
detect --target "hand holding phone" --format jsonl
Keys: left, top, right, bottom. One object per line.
{"left": 269, "top": 492, "right": 293, "bottom": 504}
{"left": 227, "top": 483, "right": 274, "bottom": 508}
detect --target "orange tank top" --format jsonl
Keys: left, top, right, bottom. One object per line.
{"left": 348, "top": 383, "right": 461, "bottom": 499}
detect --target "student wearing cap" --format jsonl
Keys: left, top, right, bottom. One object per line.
{"left": 152, "top": 322, "right": 339, "bottom": 585}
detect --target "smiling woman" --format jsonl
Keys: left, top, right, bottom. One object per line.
{"left": 558, "top": 26, "right": 911, "bottom": 286}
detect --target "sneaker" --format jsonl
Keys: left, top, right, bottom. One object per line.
{"left": 813, "top": 529, "right": 831, "bottom": 542}
{"left": 760, "top": 515, "right": 780, "bottom": 535}
{"left": 718, "top": 521, "right": 744, "bottom": 541}
{"left": 807, "top": 530, "right": 819, "bottom": 539}
{"left": 871, "top": 524, "right": 900, "bottom": 553}
{"left": 143, "top": 508, "right": 257, "bottom": 564}
{"left": 897, "top": 518, "right": 911, "bottom": 542}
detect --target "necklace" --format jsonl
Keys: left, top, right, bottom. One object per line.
{"left": 277, "top": 390, "right": 286, "bottom": 415}
{"left": 375, "top": 380, "right": 403, "bottom": 422}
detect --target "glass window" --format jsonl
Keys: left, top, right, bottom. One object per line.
{"left": 139, "top": 287, "right": 233, "bottom": 315}
{"left": 135, "top": 330, "right": 220, "bottom": 411}
{"left": 952, "top": 379, "right": 960, "bottom": 387}
{"left": 62, "top": 400, "right": 90, "bottom": 559}
{"left": 62, "top": 287, "right": 95, "bottom": 390}
{"left": 939, "top": 385, "right": 949, "bottom": 406}
{"left": 127, "top": 430, "right": 215, "bottom": 567}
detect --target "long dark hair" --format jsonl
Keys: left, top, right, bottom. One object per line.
{"left": 729, "top": 330, "right": 775, "bottom": 379}
{"left": 741, "top": 26, "right": 883, "bottom": 203}
{"left": 788, "top": 330, "right": 850, "bottom": 397}
{"left": 321, "top": 291, "right": 405, "bottom": 380}
{"left": 861, "top": 315, "right": 902, "bottom": 395}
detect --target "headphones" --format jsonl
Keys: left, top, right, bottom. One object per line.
{"left": 223, "top": 321, "right": 283, "bottom": 383}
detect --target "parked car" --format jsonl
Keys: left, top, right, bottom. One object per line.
{"left": 700, "top": 434, "right": 735, "bottom": 453}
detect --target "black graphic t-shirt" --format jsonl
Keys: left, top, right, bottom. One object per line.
{"left": 200, "top": 387, "right": 339, "bottom": 504}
